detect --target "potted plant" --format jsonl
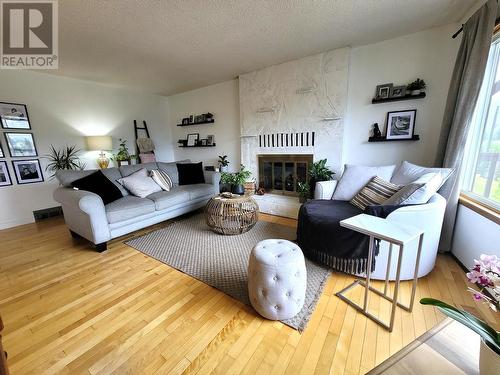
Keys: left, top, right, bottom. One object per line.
{"left": 308, "top": 159, "right": 335, "bottom": 198}
{"left": 407, "top": 78, "right": 426, "bottom": 96}
{"left": 218, "top": 155, "right": 230, "bottom": 172}
{"left": 44, "top": 145, "right": 86, "bottom": 179}
{"left": 111, "top": 138, "right": 131, "bottom": 166}
{"left": 221, "top": 165, "right": 252, "bottom": 195}
{"left": 297, "top": 181, "right": 310, "bottom": 203}
{"left": 420, "top": 254, "right": 499, "bottom": 374}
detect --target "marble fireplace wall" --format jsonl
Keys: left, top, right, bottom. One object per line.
{"left": 239, "top": 47, "right": 349, "bottom": 181}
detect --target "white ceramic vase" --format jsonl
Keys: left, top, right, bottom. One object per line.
{"left": 479, "top": 339, "right": 499, "bottom": 375}
{"left": 220, "top": 165, "right": 228, "bottom": 173}
{"left": 411, "top": 89, "right": 421, "bottom": 96}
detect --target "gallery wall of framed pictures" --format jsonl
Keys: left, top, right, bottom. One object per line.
{"left": 0, "top": 102, "right": 44, "bottom": 187}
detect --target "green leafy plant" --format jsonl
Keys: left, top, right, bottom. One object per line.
{"left": 421, "top": 254, "right": 500, "bottom": 354}
{"left": 218, "top": 155, "right": 229, "bottom": 167}
{"left": 407, "top": 78, "right": 426, "bottom": 91}
{"left": 111, "top": 138, "right": 130, "bottom": 161}
{"left": 308, "top": 159, "right": 335, "bottom": 182}
{"left": 44, "top": 145, "right": 86, "bottom": 179}
{"left": 220, "top": 171, "right": 235, "bottom": 185}
{"left": 297, "top": 181, "right": 310, "bottom": 203}
{"left": 233, "top": 164, "right": 252, "bottom": 186}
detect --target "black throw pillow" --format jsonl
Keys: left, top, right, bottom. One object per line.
{"left": 177, "top": 162, "right": 205, "bottom": 185}
{"left": 71, "top": 170, "right": 123, "bottom": 205}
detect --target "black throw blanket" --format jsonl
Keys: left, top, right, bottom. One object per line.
{"left": 297, "top": 200, "right": 403, "bottom": 275}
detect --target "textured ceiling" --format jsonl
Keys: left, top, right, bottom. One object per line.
{"left": 47, "top": 0, "right": 475, "bottom": 96}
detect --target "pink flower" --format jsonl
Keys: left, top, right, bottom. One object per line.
{"left": 478, "top": 275, "right": 493, "bottom": 287}
{"left": 473, "top": 293, "right": 484, "bottom": 301}
{"left": 467, "top": 270, "right": 482, "bottom": 283}
{"left": 479, "top": 254, "right": 500, "bottom": 273}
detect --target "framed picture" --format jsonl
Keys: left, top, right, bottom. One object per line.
{"left": 0, "top": 102, "right": 31, "bottom": 129}
{"left": 375, "top": 83, "right": 393, "bottom": 99}
{"left": 4, "top": 132, "right": 38, "bottom": 157}
{"left": 390, "top": 85, "right": 406, "bottom": 98}
{"left": 12, "top": 159, "right": 44, "bottom": 184}
{"left": 186, "top": 133, "right": 199, "bottom": 147}
{"left": 207, "top": 134, "right": 215, "bottom": 145}
{"left": 182, "top": 117, "right": 190, "bottom": 125}
{"left": 200, "top": 139, "right": 207, "bottom": 146}
{"left": 0, "top": 143, "right": 4, "bottom": 158}
{"left": 193, "top": 114, "right": 204, "bottom": 123}
{"left": 0, "top": 161, "right": 12, "bottom": 187}
{"left": 386, "top": 109, "right": 417, "bottom": 140}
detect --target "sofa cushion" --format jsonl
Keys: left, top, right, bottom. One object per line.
{"left": 56, "top": 169, "right": 94, "bottom": 186}
{"left": 119, "top": 162, "right": 158, "bottom": 177}
{"left": 390, "top": 161, "right": 453, "bottom": 189}
{"left": 101, "top": 168, "right": 129, "bottom": 196}
{"left": 400, "top": 173, "right": 443, "bottom": 205}
{"left": 105, "top": 196, "right": 155, "bottom": 224}
{"left": 177, "top": 162, "right": 205, "bottom": 185}
{"left": 350, "top": 176, "right": 402, "bottom": 210}
{"left": 71, "top": 170, "right": 123, "bottom": 205}
{"left": 117, "top": 168, "right": 162, "bottom": 198}
{"left": 157, "top": 160, "right": 190, "bottom": 186}
{"left": 177, "top": 183, "right": 214, "bottom": 200}
{"left": 332, "top": 164, "right": 396, "bottom": 201}
{"left": 147, "top": 189, "right": 190, "bottom": 211}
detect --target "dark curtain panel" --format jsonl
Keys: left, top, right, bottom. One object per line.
{"left": 435, "top": 0, "right": 498, "bottom": 252}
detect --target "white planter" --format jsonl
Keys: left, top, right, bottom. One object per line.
{"left": 410, "top": 89, "right": 421, "bottom": 96}
{"left": 480, "top": 339, "right": 499, "bottom": 375}
{"left": 220, "top": 165, "right": 229, "bottom": 173}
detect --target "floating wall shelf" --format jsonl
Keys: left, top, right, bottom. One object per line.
{"left": 178, "top": 143, "right": 217, "bottom": 148}
{"left": 372, "top": 92, "right": 426, "bottom": 104}
{"left": 177, "top": 119, "right": 215, "bottom": 127}
{"left": 368, "top": 135, "right": 420, "bottom": 142}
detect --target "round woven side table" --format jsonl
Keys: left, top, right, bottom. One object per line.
{"left": 205, "top": 194, "right": 259, "bottom": 235}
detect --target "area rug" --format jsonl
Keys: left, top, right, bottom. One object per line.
{"left": 125, "top": 213, "right": 331, "bottom": 331}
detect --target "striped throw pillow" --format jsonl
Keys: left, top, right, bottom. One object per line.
{"left": 350, "top": 176, "right": 402, "bottom": 210}
{"left": 150, "top": 169, "right": 173, "bottom": 191}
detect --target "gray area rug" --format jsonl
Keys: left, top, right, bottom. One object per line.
{"left": 125, "top": 213, "right": 332, "bottom": 331}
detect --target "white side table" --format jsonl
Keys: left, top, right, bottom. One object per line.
{"left": 336, "top": 214, "right": 424, "bottom": 332}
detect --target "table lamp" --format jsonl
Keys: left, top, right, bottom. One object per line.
{"left": 86, "top": 136, "right": 112, "bottom": 169}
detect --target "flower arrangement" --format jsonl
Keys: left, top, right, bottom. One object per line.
{"left": 420, "top": 254, "right": 500, "bottom": 354}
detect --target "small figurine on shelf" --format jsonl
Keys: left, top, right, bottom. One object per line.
{"left": 373, "top": 123, "right": 382, "bottom": 139}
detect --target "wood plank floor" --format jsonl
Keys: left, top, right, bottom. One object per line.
{"left": 0, "top": 212, "right": 497, "bottom": 374}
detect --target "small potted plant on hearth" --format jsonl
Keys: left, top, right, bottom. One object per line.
{"left": 297, "top": 181, "right": 310, "bottom": 203}
{"left": 420, "top": 254, "right": 499, "bottom": 375}
{"left": 407, "top": 78, "right": 426, "bottom": 96}
{"left": 221, "top": 165, "right": 252, "bottom": 195}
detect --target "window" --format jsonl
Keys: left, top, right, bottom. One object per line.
{"left": 462, "top": 35, "right": 500, "bottom": 210}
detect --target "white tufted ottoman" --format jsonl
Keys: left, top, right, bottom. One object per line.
{"left": 248, "top": 239, "right": 307, "bottom": 320}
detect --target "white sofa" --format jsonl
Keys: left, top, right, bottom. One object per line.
{"left": 315, "top": 180, "right": 447, "bottom": 280}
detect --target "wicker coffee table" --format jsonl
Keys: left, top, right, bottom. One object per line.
{"left": 205, "top": 194, "right": 259, "bottom": 235}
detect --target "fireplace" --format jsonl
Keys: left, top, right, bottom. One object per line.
{"left": 258, "top": 154, "right": 313, "bottom": 196}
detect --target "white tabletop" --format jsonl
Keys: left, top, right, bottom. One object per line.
{"left": 340, "top": 214, "right": 423, "bottom": 245}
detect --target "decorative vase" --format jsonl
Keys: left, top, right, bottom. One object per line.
{"left": 231, "top": 184, "right": 245, "bottom": 195}
{"left": 480, "top": 339, "right": 499, "bottom": 375}
{"left": 220, "top": 165, "right": 228, "bottom": 173}
{"left": 96, "top": 152, "right": 109, "bottom": 169}
{"left": 410, "top": 89, "right": 421, "bottom": 96}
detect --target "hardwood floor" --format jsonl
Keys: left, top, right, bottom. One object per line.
{"left": 0, "top": 212, "right": 497, "bottom": 374}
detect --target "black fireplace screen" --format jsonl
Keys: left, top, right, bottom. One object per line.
{"left": 258, "top": 154, "right": 313, "bottom": 196}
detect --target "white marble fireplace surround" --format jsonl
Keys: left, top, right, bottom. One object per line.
{"left": 239, "top": 47, "right": 349, "bottom": 217}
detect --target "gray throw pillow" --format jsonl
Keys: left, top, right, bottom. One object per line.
{"left": 332, "top": 164, "right": 397, "bottom": 201}
{"left": 117, "top": 168, "right": 162, "bottom": 198}
{"left": 383, "top": 183, "right": 424, "bottom": 205}
{"left": 390, "top": 161, "right": 453, "bottom": 189}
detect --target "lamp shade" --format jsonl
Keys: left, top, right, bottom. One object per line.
{"left": 86, "top": 136, "right": 112, "bottom": 151}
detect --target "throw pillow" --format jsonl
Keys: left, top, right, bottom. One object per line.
{"left": 383, "top": 182, "right": 424, "bottom": 205}
{"left": 332, "top": 164, "right": 397, "bottom": 201}
{"left": 390, "top": 161, "right": 453, "bottom": 189}
{"left": 71, "top": 170, "right": 123, "bottom": 205}
{"left": 150, "top": 169, "right": 173, "bottom": 191}
{"left": 117, "top": 168, "right": 162, "bottom": 198}
{"left": 176, "top": 162, "right": 205, "bottom": 185}
{"left": 400, "top": 172, "right": 443, "bottom": 204}
{"left": 350, "top": 176, "right": 402, "bottom": 210}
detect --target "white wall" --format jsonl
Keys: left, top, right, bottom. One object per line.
{"left": 452, "top": 205, "right": 500, "bottom": 267}
{"left": 169, "top": 80, "right": 240, "bottom": 171}
{"left": 0, "top": 70, "right": 172, "bottom": 229}
{"left": 343, "top": 24, "right": 459, "bottom": 167}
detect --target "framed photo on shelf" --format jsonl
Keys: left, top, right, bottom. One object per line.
{"left": 186, "top": 133, "right": 199, "bottom": 147}
{"left": 386, "top": 109, "right": 417, "bottom": 140}
{"left": 207, "top": 134, "right": 215, "bottom": 146}
{"left": 11, "top": 159, "right": 44, "bottom": 184}
{"left": 390, "top": 85, "right": 406, "bottom": 98}
{"left": 0, "top": 143, "right": 4, "bottom": 158}
{"left": 375, "top": 83, "right": 393, "bottom": 100}
{"left": 0, "top": 161, "right": 12, "bottom": 187}
{"left": 4, "top": 132, "right": 38, "bottom": 157}
{"left": 0, "top": 102, "right": 31, "bottom": 129}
